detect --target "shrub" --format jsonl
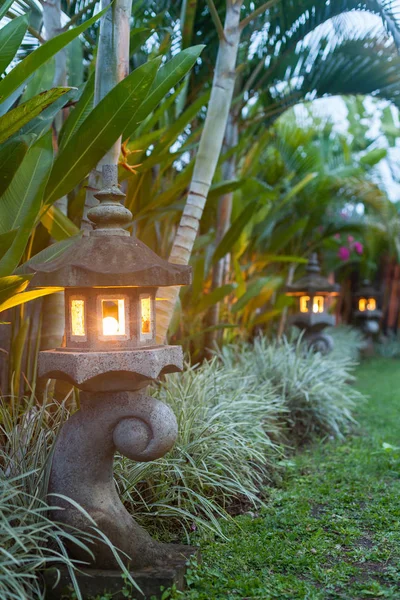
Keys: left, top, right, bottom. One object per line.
{"left": 376, "top": 331, "right": 400, "bottom": 358}
{"left": 326, "top": 325, "right": 367, "bottom": 362}
{"left": 219, "top": 336, "right": 362, "bottom": 441}
{"left": 115, "top": 357, "right": 285, "bottom": 539}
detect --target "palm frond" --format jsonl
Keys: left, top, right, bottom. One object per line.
{"left": 253, "top": 26, "right": 400, "bottom": 124}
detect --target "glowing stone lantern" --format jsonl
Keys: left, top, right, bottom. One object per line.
{"left": 28, "top": 166, "right": 196, "bottom": 583}
{"left": 354, "top": 280, "right": 382, "bottom": 339}
{"left": 285, "top": 253, "right": 340, "bottom": 354}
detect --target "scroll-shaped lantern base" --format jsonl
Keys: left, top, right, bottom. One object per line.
{"left": 48, "top": 389, "right": 194, "bottom": 569}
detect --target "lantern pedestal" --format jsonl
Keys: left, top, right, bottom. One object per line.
{"left": 42, "top": 346, "right": 196, "bottom": 571}
{"left": 47, "top": 386, "right": 196, "bottom": 570}
{"left": 44, "top": 550, "right": 200, "bottom": 600}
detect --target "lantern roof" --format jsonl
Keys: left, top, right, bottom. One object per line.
{"left": 29, "top": 165, "right": 191, "bottom": 288}
{"left": 354, "top": 280, "right": 379, "bottom": 299}
{"left": 285, "top": 253, "right": 340, "bottom": 295}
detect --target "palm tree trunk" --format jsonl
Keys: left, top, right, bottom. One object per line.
{"left": 156, "top": 0, "right": 242, "bottom": 343}
{"left": 81, "top": 0, "right": 132, "bottom": 231}
{"left": 205, "top": 110, "right": 238, "bottom": 353}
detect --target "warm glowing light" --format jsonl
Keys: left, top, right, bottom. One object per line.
{"left": 71, "top": 299, "right": 85, "bottom": 336}
{"left": 359, "top": 297, "right": 377, "bottom": 312}
{"left": 300, "top": 296, "right": 310, "bottom": 313}
{"left": 300, "top": 295, "right": 324, "bottom": 313}
{"left": 103, "top": 316, "right": 120, "bottom": 335}
{"left": 101, "top": 299, "right": 125, "bottom": 336}
{"left": 141, "top": 296, "right": 152, "bottom": 335}
{"left": 312, "top": 296, "right": 324, "bottom": 314}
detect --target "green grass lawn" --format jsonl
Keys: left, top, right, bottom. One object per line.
{"left": 176, "top": 358, "right": 400, "bottom": 600}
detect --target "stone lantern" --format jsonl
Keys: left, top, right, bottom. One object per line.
{"left": 285, "top": 253, "right": 340, "bottom": 354}
{"left": 29, "top": 166, "right": 195, "bottom": 594}
{"left": 354, "top": 279, "right": 382, "bottom": 339}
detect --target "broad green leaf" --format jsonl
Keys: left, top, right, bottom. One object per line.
{"left": 0, "top": 135, "right": 32, "bottom": 196}
{"left": 0, "top": 15, "right": 28, "bottom": 75}
{"left": 0, "top": 229, "right": 18, "bottom": 260}
{"left": 20, "top": 88, "right": 78, "bottom": 138}
{"left": 250, "top": 309, "right": 282, "bottom": 327}
{"left": 267, "top": 217, "right": 309, "bottom": 253}
{"left": 0, "top": 287, "right": 63, "bottom": 313}
{"left": 0, "top": 6, "right": 107, "bottom": 104}
{"left": 136, "top": 80, "right": 185, "bottom": 137}
{"left": 213, "top": 200, "right": 260, "bottom": 264}
{"left": 360, "top": 148, "right": 387, "bottom": 167}
{"left": 146, "top": 89, "right": 209, "bottom": 157}
{"left": 20, "top": 58, "right": 55, "bottom": 103}
{"left": 130, "top": 27, "right": 151, "bottom": 56}
{"left": 16, "top": 235, "right": 82, "bottom": 274}
{"left": 0, "top": 132, "right": 53, "bottom": 276}
{"left": 195, "top": 284, "right": 237, "bottom": 313}
{"left": 123, "top": 45, "right": 205, "bottom": 140}
{"left": 232, "top": 277, "right": 282, "bottom": 314}
{"left": 0, "top": 87, "right": 71, "bottom": 144}
{"left": 41, "top": 205, "right": 80, "bottom": 240}
{"left": 0, "top": 275, "right": 30, "bottom": 304}
{"left": 68, "top": 37, "right": 84, "bottom": 88}
{"left": 0, "top": 0, "right": 15, "bottom": 20}
{"left": 208, "top": 179, "right": 246, "bottom": 203}
{"left": 58, "top": 73, "right": 94, "bottom": 150}
{"left": 45, "top": 58, "right": 161, "bottom": 206}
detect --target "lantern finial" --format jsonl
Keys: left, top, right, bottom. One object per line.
{"left": 88, "top": 165, "right": 132, "bottom": 237}
{"left": 307, "top": 253, "right": 321, "bottom": 274}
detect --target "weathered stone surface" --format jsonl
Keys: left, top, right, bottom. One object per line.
{"left": 38, "top": 345, "right": 183, "bottom": 391}
{"left": 289, "top": 312, "right": 335, "bottom": 333}
{"left": 304, "top": 331, "right": 334, "bottom": 355}
{"left": 44, "top": 549, "right": 199, "bottom": 600}
{"left": 285, "top": 253, "right": 340, "bottom": 295}
{"left": 28, "top": 234, "right": 192, "bottom": 288}
{"left": 48, "top": 390, "right": 191, "bottom": 569}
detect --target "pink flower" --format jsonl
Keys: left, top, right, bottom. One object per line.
{"left": 334, "top": 234, "right": 341, "bottom": 240}
{"left": 338, "top": 246, "right": 350, "bottom": 261}
{"left": 354, "top": 242, "right": 363, "bottom": 255}
{"left": 348, "top": 236, "right": 354, "bottom": 243}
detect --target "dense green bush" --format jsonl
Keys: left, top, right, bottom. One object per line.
{"left": 219, "top": 337, "right": 362, "bottom": 441}
{"left": 116, "top": 357, "right": 285, "bottom": 539}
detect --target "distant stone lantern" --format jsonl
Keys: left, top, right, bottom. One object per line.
{"left": 285, "top": 253, "right": 340, "bottom": 354}
{"left": 354, "top": 280, "right": 382, "bottom": 338}
{"left": 29, "top": 166, "right": 196, "bottom": 591}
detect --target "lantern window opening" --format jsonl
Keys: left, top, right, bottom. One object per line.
{"left": 312, "top": 296, "right": 324, "bottom": 314}
{"left": 70, "top": 296, "right": 87, "bottom": 341}
{"left": 140, "top": 294, "right": 153, "bottom": 341}
{"left": 359, "top": 297, "right": 377, "bottom": 312}
{"left": 97, "top": 294, "right": 129, "bottom": 340}
{"left": 300, "top": 295, "right": 325, "bottom": 314}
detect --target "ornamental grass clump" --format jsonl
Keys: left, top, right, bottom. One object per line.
{"left": 326, "top": 324, "right": 367, "bottom": 362}
{"left": 223, "top": 336, "right": 362, "bottom": 441}
{"left": 115, "top": 357, "right": 285, "bottom": 539}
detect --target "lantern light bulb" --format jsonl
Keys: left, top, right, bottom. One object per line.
{"left": 103, "top": 316, "right": 120, "bottom": 336}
